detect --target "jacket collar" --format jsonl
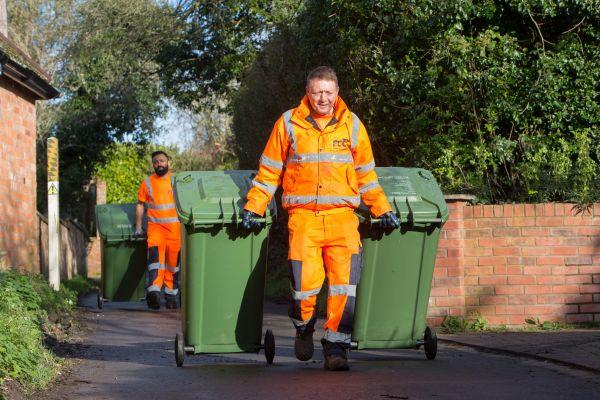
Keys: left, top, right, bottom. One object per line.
{"left": 291, "top": 95, "right": 352, "bottom": 131}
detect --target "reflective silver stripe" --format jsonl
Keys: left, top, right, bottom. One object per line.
{"left": 252, "top": 179, "right": 278, "bottom": 195}
{"left": 147, "top": 203, "right": 175, "bottom": 210}
{"left": 260, "top": 154, "right": 284, "bottom": 170}
{"left": 328, "top": 284, "right": 357, "bottom": 297}
{"left": 291, "top": 287, "right": 321, "bottom": 300}
{"left": 148, "top": 262, "right": 164, "bottom": 271}
{"left": 164, "top": 287, "right": 179, "bottom": 295}
{"left": 324, "top": 330, "right": 351, "bottom": 344}
{"left": 283, "top": 109, "right": 297, "bottom": 152}
{"left": 351, "top": 112, "right": 360, "bottom": 150}
{"left": 148, "top": 216, "right": 180, "bottom": 223}
{"left": 355, "top": 161, "right": 375, "bottom": 173}
{"left": 166, "top": 265, "right": 180, "bottom": 273}
{"left": 282, "top": 195, "right": 360, "bottom": 206}
{"left": 147, "top": 285, "right": 161, "bottom": 293}
{"left": 145, "top": 177, "right": 153, "bottom": 200}
{"left": 288, "top": 153, "right": 353, "bottom": 164}
{"left": 359, "top": 181, "right": 381, "bottom": 194}
{"left": 290, "top": 317, "right": 307, "bottom": 328}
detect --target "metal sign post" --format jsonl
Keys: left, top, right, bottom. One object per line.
{"left": 47, "top": 137, "right": 60, "bottom": 290}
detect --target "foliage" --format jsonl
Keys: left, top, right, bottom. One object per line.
{"left": 228, "top": 0, "right": 600, "bottom": 203}
{"left": 441, "top": 313, "right": 489, "bottom": 333}
{"left": 441, "top": 315, "right": 469, "bottom": 333}
{"left": 0, "top": 270, "right": 76, "bottom": 390}
{"left": 31, "top": 0, "right": 181, "bottom": 217}
{"left": 62, "top": 275, "right": 95, "bottom": 296}
{"left": 172, "top": 102, "right": 238, "bottom": 171}
{"left": 159, "top": 0, "right": 301, "bottom": 109}
{"left": 94, "top": 144, "right": 154, "bottom": 204}
{"left": 525, "top": 317, "right": 567, "bottom": 331}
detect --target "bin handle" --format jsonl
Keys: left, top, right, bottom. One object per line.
{"left": 405, "top": 197, "right": 414, "bottom": 224}
{"left": 393, "top": 197, "right": 402, "bottom": 223}
{"left": 218, "top": 199, "right": 225, "bottom": 228}
{"left": 232, "top": 198, "right": 239, "bottom": 228}
{"left": 421, "top": 195, "right": 443, "bottom": 221}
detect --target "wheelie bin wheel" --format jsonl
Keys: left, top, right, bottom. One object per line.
{"left": 175, "top": 332, "right": 185, "bottom": 367}
{"left": 264, "top": 329, "right": 275, "bottom": 364}
{"left": 424, "top": 326, "right": 437, "bottom": 360}
{"left": 97, "top": 292, "right": 103, "bottom": 310}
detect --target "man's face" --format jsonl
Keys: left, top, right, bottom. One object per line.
{"left": 152, "top": 154, "right": 169, "bottom": 176}
{"left": 306, "top": 79, "right": 338, "bottom": 116}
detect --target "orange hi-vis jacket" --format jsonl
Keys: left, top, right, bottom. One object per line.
{"left": 137, "top": 172, "right": 180, "bottom": 239}
{"left": 244, "top": 95, "right": 392, "bottom": 217}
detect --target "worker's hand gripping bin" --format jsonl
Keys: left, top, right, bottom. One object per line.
{"left": 172, "top": 171, "right": 276, "bottom": 366}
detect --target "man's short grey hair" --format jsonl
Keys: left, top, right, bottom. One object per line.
{"left": 306, "top": 66, "right": 338, "bottom": 87}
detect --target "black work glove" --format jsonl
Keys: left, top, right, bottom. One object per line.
{"left": 380, "top": 212, "right": 400, "bottom": 228}
{"left": 241, "top": 209, "right": 263, "bottom": 229}
{"left": 133, "top": 227, "right": 145, "bottom": 237}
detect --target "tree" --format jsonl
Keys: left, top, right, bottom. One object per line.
{"left": 231, "top": 0, "right": 600, "bottom": 203}
{"left": 94, "top": 144, "right": 153, "bottom": 204}
{"left": 158, "top": 0, "right": 300, "bottom": 110}
{"left": 33, "top": 0, "right": 182, "bottom": 217}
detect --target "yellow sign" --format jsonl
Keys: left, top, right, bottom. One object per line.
{"left": 48, "top": 183, "right": 59, "bottom": 195}
{"left": 47, "top": 137, "right": 59, "bottom": 181}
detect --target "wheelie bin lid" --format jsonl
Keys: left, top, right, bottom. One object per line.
{"left": 173, "top": 170, "right": 276, "bottom": 227}
{"left": 357, "top": 167, "right": 449, "bottom": 225}
{"left": 95, "top": 203, "right": 147, "bottom": 242}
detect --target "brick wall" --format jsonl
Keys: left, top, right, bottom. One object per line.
{"left": 0, "top": 76, "right": 38, "bottom": 271}
{"left": 428, "top": 201, "right": 600, "bottom": 326}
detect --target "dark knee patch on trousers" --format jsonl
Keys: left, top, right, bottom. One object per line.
{"left": 289, "top": 260, "right": 302, "bottom": 291}
{"left": 349, "top": 249, "right": 362, "bottom": 285}
{"left": 338, "top": 296, "right": 355, "bottom": 333}
{"left": 148, "top": 246, "right": 159, "bottom": 264}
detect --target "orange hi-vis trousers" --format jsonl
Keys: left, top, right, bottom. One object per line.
{"left": 146, "top": 224, "right": 181, "bottom": 297}
{"left": 287, "top": 210, "right": 362, "bottom": 344}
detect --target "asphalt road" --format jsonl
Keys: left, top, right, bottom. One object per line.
{"left": 44, "top": 299, "right": 600, "bottom": 400}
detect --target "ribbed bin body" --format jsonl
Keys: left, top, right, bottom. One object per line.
{"left": 353, "top": 168, "right": 448, "bottom": 350}
{"left": 174, "top": 171, "right": 273, "bottom": 354}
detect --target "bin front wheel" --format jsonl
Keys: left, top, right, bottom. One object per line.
{"left": 264, "top": 329, "right": 275, "bottom": 364}
{"left": 97, "top": 292, "right": 103, "bottom": 310}
{"left": 424, "top": 326, "right": 437, "bottom": 360}
{"left": 175, "top": 333, "right": 185, "bottom": 367}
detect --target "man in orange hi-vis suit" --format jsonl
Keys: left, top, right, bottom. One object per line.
{"left": 135, "top": 150, "right": 181, "bottom": 310}
{"left": 242, "top": 66, "right": 400, "bottom": 371}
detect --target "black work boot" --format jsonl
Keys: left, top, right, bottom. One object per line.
{"left": 165, "top": 295, "right": 179, "bottom": 309}
{"left": 293, "top": 317, "right": 316, "bottom": 361}
{"left": 322, "top": 339, "right": 350, "bottom": 371}
{"left": 146, "top": 291, "right": 161, "bottom": 310}
{"left": 294, "top": 328, "right": 315, "bottom": 361}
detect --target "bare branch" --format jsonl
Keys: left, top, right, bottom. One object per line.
{"left": 528, "top": 11, "right": 545, "bottom": 53}
{"left": 562, "top": 17, "right": 586, "bottom": 35}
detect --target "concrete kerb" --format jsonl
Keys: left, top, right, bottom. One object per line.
{"left": 439, "top": 333, "right": 600, "bottom": 375}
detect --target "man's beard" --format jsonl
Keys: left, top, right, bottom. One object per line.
{"left": 154, "top": 166, "right": 168, "bottom": 176}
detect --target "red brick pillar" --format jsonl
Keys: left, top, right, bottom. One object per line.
{"left": 86, "top": 179, "right": 106, "bottom": 278}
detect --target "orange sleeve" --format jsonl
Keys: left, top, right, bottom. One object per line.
{"left": 137, "top": 179, "right": 149, "bottom": 203}
{"left": 352, "top": 118, "right": 392, "bottom": 217}
{"left": 244, "top": 115, "right": 290, "bottom": 216}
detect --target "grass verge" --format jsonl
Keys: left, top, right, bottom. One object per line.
{"left": 0, "top": 269, "right": 91, "bottom": 398}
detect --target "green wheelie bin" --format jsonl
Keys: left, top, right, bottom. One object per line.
{"left": 352, "top": 167, "right": 448, "bottom": 359}
{"left": 95, "top": 203, "right": 148, "bottom": 309}
{"left": 172, "top": 170, "right": 276, "bottom": 366}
